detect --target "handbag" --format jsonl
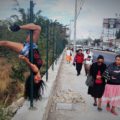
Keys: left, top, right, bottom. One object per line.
{"left": 85, "top": 74, "right": 94, "bottom": 87}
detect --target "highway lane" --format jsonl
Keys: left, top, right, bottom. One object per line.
{"left": 92, "top": 50, "right": 116, "bottom": 65}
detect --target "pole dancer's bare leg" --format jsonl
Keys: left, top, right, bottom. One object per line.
{"left": 0, "top": 41, "right": 23, "bottom": 53}
{"left": 0, "top": 23, "right": 41, "bottom": 55}
{"left": 20, "top": 23, "right": 41, "bottom": 43}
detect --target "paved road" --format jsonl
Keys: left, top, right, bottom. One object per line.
{"left": 93, "top": 50, "right": 116, "bottom": 65}
{"left": 48, "top": 51, "right": 120, "bottom": 120}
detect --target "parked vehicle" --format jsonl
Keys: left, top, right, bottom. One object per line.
{"left": 93, "top": 47, "right": 102, "bottom": 51}
{"left": 102, "top": 46, "right": 109, "bottom": 51}
{"left": 115, "top": 48, "right": 120, "bottom": 54}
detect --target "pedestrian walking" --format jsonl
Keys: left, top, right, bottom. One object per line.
{"left": 73, "top": 49, "right": 84, "bottom": 76}
{"left": 88, "top": 55, "right": 106, "bottom": 111}
{"left": 84, "top": 49, "right": 93, "bottom": 76}
{"left": 66, "top": 48, "right": 72, "bottom": 63}
{"left": 102, "top": 55, "right": 120, "bottom": 115}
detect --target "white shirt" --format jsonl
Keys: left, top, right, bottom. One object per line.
{"left": 66, "top": 49, "right": 72, "bottom": 56}
{"left": 84, "top": 52, "right": 93, "bottom": 65}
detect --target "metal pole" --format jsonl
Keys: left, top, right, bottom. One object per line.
{"left": 29, "top": 0, "right": 34, "bottom": 108}
{"left": 57, "top": 26, "right": 60, "bottom": 57}
{"left": 54, "top": 23, "right": 57, "bottom": 65}
{"left": 52, "top": 23, "right": 55, "bottom": 71}
{"left": 55, "top": 39, "right": 57, "bottom": 64}
{"left": 74, "top": 0, "right": 77, "bottom": 54}
{"left": 69, "top": 20, "right": 72, "bottom": 46}
{"left": 46, "top": 21, "right": 49, "bottom": 81}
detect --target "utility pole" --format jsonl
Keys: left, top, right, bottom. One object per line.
{"left": 46, "top": 20, "right": 49, "bottom": 81}
{"left": 69, "top": 20, "right": 74, "bottom": 46}
{"left": 74, "top": 0, "right": 77, "bottom": 54}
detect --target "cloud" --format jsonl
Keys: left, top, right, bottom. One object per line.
{"left": 0, "top": 0, "right": 120, "bottom": 39}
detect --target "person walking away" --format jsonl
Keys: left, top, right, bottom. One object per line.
{"left": 102, "top": 55, "right": 120, "bottom": 115}
{"left": 84, "top": 49, "right": 93, "bottom": 76}
{"left": 66, "top": 48, "right": 72, "bottom": 63}
{"left": 88, "top": 55, "right": 106, "bottom": 111}
{"left": 73, "top": 49, "right": 84, "bottom": 76}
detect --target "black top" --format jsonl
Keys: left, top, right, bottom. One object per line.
{"left": 90, "top": 62, "right": 106, "bottom": 83}
{"left": 107, "top": 63, "right": 120, "bottom": 85}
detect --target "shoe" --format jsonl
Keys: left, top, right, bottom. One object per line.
{"left": 77, "top": 73, "right": 80, "bottom": 76}
{"left": 106, "top": 106, "right": 111, "bottom": 112}
{"left": 97, "top": 107, "right": 102, "bottom": 111}
{"left": 93, "top": 103, "right": 97, "bottom": 106}
{"left": 8, "top": 24, "right": 20, "bottom": 32}
{"left": 111, "top": 110, "right": 118, "bottom": 116}
{"left": 106, "top": 104, "right": 111, "bottom": 112}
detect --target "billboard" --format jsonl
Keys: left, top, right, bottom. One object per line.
{"left": 103, "top": 18, "right": 120, "bottom": 29}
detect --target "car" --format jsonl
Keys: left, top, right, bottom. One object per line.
{"left": 97, "top": 47, "right": 103, "bottom": 50}
{"left": 115, "top": 48, "right": 120, "bottom": 54}
{"left": 93, "top": 47, "right": 97, "bottom": 50}
{"left": 111, "top": 48, "right": 115, "bottom": 52}
{"left": 93, "top": 47, "right": 102, "bottom": 50}
{"left": 102, "top": 46, "right": 108, "bottom": 51}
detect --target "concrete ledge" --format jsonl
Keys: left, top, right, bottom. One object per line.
{"left": 12, "top": 52, "right": 64, "bottom": 120}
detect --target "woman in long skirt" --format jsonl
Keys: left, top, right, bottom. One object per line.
{"left": 102, "top": 55, "right": 120, "bottom": 115}
{"left": 88, "top": 55, "right": 106, "bottom": 111}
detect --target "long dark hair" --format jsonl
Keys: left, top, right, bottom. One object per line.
{"left": 97, "top": 55, "right": 104, "bottom": 60}
{"left": 24, "top": 75, "right": 46, "bottom": 100}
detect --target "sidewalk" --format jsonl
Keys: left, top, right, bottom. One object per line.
{"left": 48, "top": 55, "right": 120, "bottom": 120}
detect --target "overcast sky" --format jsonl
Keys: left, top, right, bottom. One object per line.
{"left": 0, "top": 0, "right": 120, "bottom": 39}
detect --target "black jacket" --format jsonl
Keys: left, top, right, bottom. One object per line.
{"left": 90, "top": 62, "right": 106, "bottom": 84}
{"left": 107, "top": 63, "right": 120, "bottom": 85}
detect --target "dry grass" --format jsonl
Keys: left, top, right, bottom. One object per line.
{"left": 0, "top": 69, "right": 10, "bottom": 93}
{"left": 0, "top": 57, "right": 24, "bottom": 106}
{"left": 0, "top": 58, "right": 11, "bottom": 93}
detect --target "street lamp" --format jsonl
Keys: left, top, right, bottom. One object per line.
{"left": 73, "top": 0, "right": 85, "bottom": 54}
{"left": 69, "top": 19, "right": 74, "bottom": 45}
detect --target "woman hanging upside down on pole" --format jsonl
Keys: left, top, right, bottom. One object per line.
{"left": 0, "top": 23, "right": 45, "bottom": 100}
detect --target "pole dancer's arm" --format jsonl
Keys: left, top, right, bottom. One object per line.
{"left": 19, "top": 55, "right": 38, "bottom": 73}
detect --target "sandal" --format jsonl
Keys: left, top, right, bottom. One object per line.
{"left": 97, "top": 107, "right": 102, "bottom": 111}
{"left": 93, "top": 103, "right": 97, "bottom": 106}
{"left": 106, "top": 104, "right": 111, "bottom": 112}
{"left": 111, "top": 110, "right": 118, "bottom": 116}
